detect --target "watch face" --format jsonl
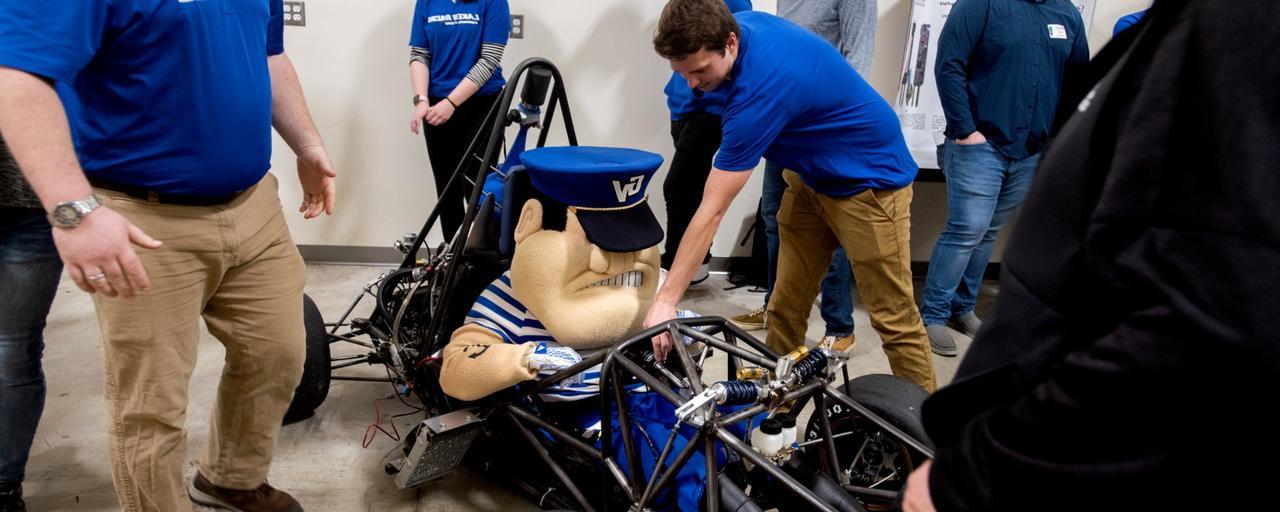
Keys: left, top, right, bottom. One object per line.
{"left": 52, "top": 204, "right": 81, "bottom": 227}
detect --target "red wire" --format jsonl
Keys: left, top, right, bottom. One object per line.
{"left": 362, "top": 399, "right": 401, "bottom": 448}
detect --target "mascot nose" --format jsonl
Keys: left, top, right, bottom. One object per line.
{"left": 589, "top": 246, "right": 632, "bottom": 274}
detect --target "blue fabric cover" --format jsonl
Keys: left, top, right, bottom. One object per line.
{"left": 558, "top": 392, "right": 762, "bottom": 510}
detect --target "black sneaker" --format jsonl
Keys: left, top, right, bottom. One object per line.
{"left": 926, "top": 325, "right": 957, "bottom": 357}
{"left": 0, "top": 485, "right": 25, "bottom": 512}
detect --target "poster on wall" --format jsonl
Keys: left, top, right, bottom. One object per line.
{"left": 895, "top": 0, "right": 1096, "bottom": 170}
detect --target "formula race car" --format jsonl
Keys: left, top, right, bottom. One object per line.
{"left": 284, "top": 58, "right": 934, "bottom": 511}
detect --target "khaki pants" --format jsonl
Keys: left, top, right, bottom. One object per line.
{"left": 766, "top": 171, "right": 937, "bottom": 392}
{"left": 91, "top": 174, "right": 307, "bottom": 511}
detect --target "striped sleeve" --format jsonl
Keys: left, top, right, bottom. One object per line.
{"left": 409, "top": 46, "right": 431, "bottom": 66}
{"left": 464, "top": 42, "right": 504, "bottom": 87}
{"left": 463, "top": 276, "right": 526, "bottom": 343}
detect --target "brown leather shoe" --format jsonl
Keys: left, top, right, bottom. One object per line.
{"left": 188, "top": 472, "right": 303, "bottom": 512}
{"left": 822, "top": 334, "right": 856, "bottom": 353}
{"left": 730, "top": 306, "right": 768, "bottom": 331}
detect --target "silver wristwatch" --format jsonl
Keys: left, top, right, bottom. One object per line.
{"left": 48, "top": 194, "right": 103, "bottom": 229}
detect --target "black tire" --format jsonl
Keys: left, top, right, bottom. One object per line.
{"left": 802, "top": 374, "right": 933, "bottom": 510}
{"left": 284, "top": 294, "right": 331, "bottom": 424}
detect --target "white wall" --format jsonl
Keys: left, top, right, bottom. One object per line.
{"left": 272, "top": 0, "right": 1150, "bottom": 259}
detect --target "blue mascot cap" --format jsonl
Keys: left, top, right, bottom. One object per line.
{"left": 521, "top": 146, "right": 665, "bottom": 253}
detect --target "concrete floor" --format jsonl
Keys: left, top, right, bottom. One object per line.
{"left": 23, "top": 264, "right": 988, "bottom": 511}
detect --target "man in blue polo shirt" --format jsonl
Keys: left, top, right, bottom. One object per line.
{"left": 921, "top": 0, "right": 1089, "bottom": 357}
{"left": 646, "top": 0, "right": 936, "bottom": 393}
{"left": 0, "top": 1, "right": 335, "bottom": 510}
{"left": 660, "top": 0, "right": 751, "bottom": 286}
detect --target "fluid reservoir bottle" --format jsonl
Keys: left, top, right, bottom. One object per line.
{"left": 751, "top": 417, "right": 785, "bottom": 459}
{"left": 777, "top": 413, "right": 798, "bottom": 447}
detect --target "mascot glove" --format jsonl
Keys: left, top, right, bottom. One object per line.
{"left": 527, "top": 342, "right": 583, "bottom": 373}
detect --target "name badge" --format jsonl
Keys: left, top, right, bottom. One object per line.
{"left": 1048, "top": 24, "right": 1068, "bottom": 40}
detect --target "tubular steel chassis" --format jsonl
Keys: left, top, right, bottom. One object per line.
{"left": 310, "top": 58, "right": 933, "bottom": 511}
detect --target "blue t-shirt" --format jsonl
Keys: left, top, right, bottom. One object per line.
{"left": 664, "top": 0, "right": 753, "bottom": 121}
{"left": 714, "top": 12, "right": 917, "bottom": 197}
{"left": 0, "top": 0, "right": 286, "bottom": 197}
{"left": 409, "top": 0, "right": 509, "bottom": 99}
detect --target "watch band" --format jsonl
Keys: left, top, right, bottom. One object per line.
{"left": 74, "top": 194, "right": 102, "bottom": 215}
{"left": 413, "top": 94, "right": 426, "bottom": 106}
{"left": 48, "top": 193, "right": 103, "bottom": 229}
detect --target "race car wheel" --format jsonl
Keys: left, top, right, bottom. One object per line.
{"left": 803, "top": 374, "right": 933, "bottom": 510}
{"left": 283, "top": 294, "right": 332, "bottom": 424}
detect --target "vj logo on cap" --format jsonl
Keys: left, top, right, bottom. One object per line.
{"left": 612, "top": 176, "right": 644, "bottom": 203}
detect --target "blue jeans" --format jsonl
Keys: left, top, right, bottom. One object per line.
{"left": 920, "top": 140, "right": 1039, "bottom": 326}
{"left": 0, "top": 207, "right": 62, "bottom": 486}
{"left": 761, "top": 161, "right": 854, "bottom": 337}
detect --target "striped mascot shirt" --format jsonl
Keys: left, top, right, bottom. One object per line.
{"left": 464, "top": 272, "right": 607, "bottom": 402}
{"left": 464, "top": 271, "right": 696, "bottom": 403}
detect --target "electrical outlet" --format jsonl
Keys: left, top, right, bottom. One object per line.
{"left": 283, "top": 1, "right": 305, "bottom": 27}
{"left": 510, "top": 14, "right": 524, "bottom": 39}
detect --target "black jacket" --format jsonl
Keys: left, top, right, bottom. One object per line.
{"left": 923, "top": 1, "right": 1280, "bottom": 509}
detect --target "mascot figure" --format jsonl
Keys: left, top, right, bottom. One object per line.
{"left": 439, "top": 146, "right": 734, "bottom": 510}
{"left": 439, "top": 146, "right": 666, "bottom": 401}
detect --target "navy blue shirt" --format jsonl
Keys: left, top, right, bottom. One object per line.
{"left": 0, "top": 0, "right": 286, "bottom": 197}
{"left": 935, "top": 0, "right": 1089, "bottom": 159}
{"left": 664, "top": 0, "right": 753, "bottom": 121}
{"left": 410, "top": 0, "right": 509, "bottom": 99}
{"left": 714, "top": 12, "right": 917, "bottom": 197}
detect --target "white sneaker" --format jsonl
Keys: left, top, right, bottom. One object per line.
{"left": 690, "top": 263, "right": 711, "bottom": 285}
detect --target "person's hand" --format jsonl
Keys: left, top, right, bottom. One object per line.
{"left": 425, "top": 99, "right": 456, "bottom": 126}
{"left": 296, "top": 145, "right": 336, "bottom": 219}
{"left": 53, "top": 206, "right": 162, "bottom": 299}
{"left": 956, "top": 131, "right": 987, "bottom": 146}
{"left": 526, "top": 342, "right": 582, "bottom": 373}
{"left": 409, "top": 102, "right": 430, "bottom": 134}
{"left": 644, "top": 300, "right": 678, "bottom": 362}
{"left": 901, "top": 459, "right": 937, "bottom": 512}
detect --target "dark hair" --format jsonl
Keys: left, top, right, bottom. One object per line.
{"left": 653, "top": 0, "right": 740, "bottom": 59}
